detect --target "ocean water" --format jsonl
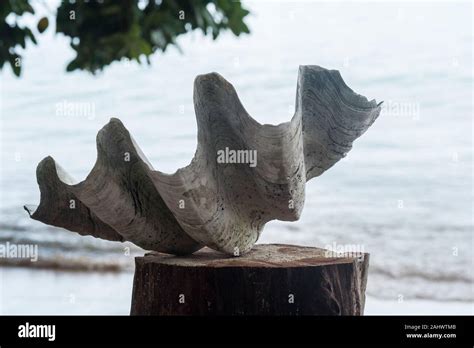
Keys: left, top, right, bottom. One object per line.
{"left": 0, "top": 1, "right": 472, "bottom": 305}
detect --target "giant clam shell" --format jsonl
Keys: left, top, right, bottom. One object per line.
{"left": 25, "top": 66, "right": 381, "bottom": 255}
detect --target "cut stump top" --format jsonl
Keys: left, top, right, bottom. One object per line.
{"left": 141, "top": 243, "right": 367, "bottom": 268}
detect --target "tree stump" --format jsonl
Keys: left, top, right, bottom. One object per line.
{"left": 130, "top": 244, "right": 369, "bottom": 315}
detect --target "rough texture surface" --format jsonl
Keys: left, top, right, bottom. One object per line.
{"left": 25, "top": 65, "right": 382, "bottom": 255}
{"left": 130, "top": 244, "right": 370, "bottom": 315}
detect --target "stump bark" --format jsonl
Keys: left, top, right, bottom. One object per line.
{"left": 130, "top": 244, "right": 369, "bottom": 316}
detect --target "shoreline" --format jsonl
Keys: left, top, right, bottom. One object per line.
{"left": 1, "top": 267, "right": 471, "bottom": 315}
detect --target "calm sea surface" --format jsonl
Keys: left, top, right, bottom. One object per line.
{"left": 0, "top": 1, "right": 472, "bottom": 303}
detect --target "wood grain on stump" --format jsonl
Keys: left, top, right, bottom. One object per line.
{"left": 130, "top": 244, "right": 369, "bottom": 316}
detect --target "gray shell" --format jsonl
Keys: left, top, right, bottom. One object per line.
{"left": 25, "top": 66, "right": 381, "bottom": 255}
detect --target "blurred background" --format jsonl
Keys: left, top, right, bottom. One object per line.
{"left": 0, "top": 0, "right": 472, "bottom": 314}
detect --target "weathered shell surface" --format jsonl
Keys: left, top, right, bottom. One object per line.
{"left": 25, "top": 66, "right": 381, "bottom": 255}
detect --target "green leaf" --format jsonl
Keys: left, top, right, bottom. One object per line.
{"left": 8, "top": 54, "right": 21, "bottom": 76}
{"left": 37, "top": 17, "right": 49, "bottom": 33}
{"left": 66, "top": 59, "right": 80, "bottom": 72}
